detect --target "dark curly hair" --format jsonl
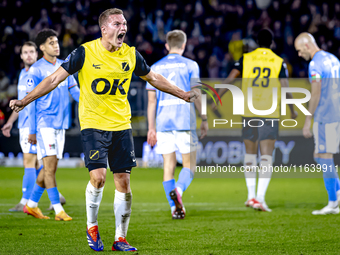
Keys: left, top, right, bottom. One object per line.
{"left": 257, "top": 29, "right": 273, "bottom": 48}
{"left": 35, "top": 29, "right": 58, "bottom": 47}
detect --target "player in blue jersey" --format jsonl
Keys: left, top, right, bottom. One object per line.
{"left": 22, "top": 29, "right": 80, "bottom": 220}
{"left": 295, "top": 33, "right": 340, "bottom": 215}
{"left": 1, "top": 42, "right": 42, "bottom": 212}
{"left": 146, "top": 30, "right": 208, "bottom": 219}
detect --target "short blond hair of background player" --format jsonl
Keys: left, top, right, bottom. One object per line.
{"left": 166, "top": 30, "right": 187, "bottom": 49}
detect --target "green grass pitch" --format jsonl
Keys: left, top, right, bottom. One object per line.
{"left": 1, "top": 166, "right": 340, "bottom": 254}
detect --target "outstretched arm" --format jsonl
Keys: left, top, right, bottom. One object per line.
{"left": 10, "top": 67, "right": 70, "bottom": 112}
{"left": 140, "top": 70, "right": 198, "bottom": 103}
{"left": 219, "top": 69, "right": 241, "bottom": 98}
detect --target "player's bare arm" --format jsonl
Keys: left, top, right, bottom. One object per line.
{"left": 193, "top": 88, "right": 208, "bottom": 139}
{"left": 9, "top": 67, "right": 69, "bottom": 113}
{"left": 140, "top": 70, "right": 198, "bottom": 103}
{"left": 1, "top": 111, "right": 19, "bottom": 137}
{"left": 220, "top": 69, "right": 241, "bottom": 98}
{"left": 279, "top": 78, "right": 298, "bottom": 119}
{"left": 303, "top": 81, "right": 321, "bottom": 138}
{"left": 147, "top": 90, "right": 157, "bottom": 147}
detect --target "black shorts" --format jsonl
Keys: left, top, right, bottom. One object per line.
{"left": 81, "top": 128, "right": 137, "bottom": 173}
{"left": 242, "top": 117, "right": 279, "bottom": 142}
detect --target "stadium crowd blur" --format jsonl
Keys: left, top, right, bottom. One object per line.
{"left": 1, "top": 0, "right": 340, "bottom": 125}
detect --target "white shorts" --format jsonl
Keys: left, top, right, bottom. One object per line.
{"left": 313, "top": 122, "right": 340, "bottom": 154}
{"left": 155, "top": 130, "right": 198, "bottom": 155}
{"left": 19, "top": 127, "right": 37, "bottom": 154}
{"left": 36, "top": 128, "right": 65, "bottom": 160}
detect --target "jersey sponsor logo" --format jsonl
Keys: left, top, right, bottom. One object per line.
{"left": 89, "top": 150, "right": 99, "bottom": 160}
{"left": 91, "top": 78, "right": 127, "bottom": 95}
{"left": 154, "top": 63, "right": 186, "bottom": 71}
{"left": 92, "top": 64, "right": 103, "bottom": 69}
{"left": 122, "top": 62, "right": 130, "bottom": 72}
{"left": 26, "top": 78, "right": 34, "bottom": 87}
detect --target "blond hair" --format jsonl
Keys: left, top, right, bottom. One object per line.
{"left": 98, "top": 8, "right": 124, "bottom": 28}
{"left": 166, "top": 30, "right": 187, "bottom": 49}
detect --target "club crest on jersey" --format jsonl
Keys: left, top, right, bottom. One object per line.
{"left": 89, "top": 150, "right": 99, "bottom": 160}
{"left": 26, "top": 78, "right": 34, "bottom": 87}
{"left": 122, "top": 62, "right": 130, "bottom": 72}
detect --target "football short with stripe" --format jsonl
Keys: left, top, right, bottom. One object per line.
{"left": 81, "top": 128, "right": 136, "bottom": 173}
{"left": 19, "top": 127, "right": 38, "bottom": 154}
{"left": 36, "top": 128, "right": 65, "bottom": 160}
{"left": 313, "top": 121, "right": 340, "bottom": 154}
{"left": 155, "top": 130, "right": 198, "bottom": 155}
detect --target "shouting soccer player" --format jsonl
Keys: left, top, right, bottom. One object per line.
{"left": 214, "top": 29, "right": 297, "bottom": 212}
{"left": 22, "top": 29, "right": 79, "bottom": 221}
{"left": 9, "top": 8, "right": 198, "bottom": 252}
{"left": 146, "top": 30, "right": 208, "bottom": 219}
{"left": 295, "top": 32, "right": 340, "bottom": 215}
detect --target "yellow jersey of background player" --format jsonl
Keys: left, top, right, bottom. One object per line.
{"left": 214, "top": 28, "right": 296, "bottom": 213}
{"left": 61, "top": 39, "right": 150, "bottom": 131}
{"left": 233, "top": 40, "right": 288, "bottom": 118}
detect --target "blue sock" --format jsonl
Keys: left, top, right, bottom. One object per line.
{"left": 320, "top": 158, "right": 337, "bottom": 202}
{"left": 30, "top": 184, "right": 45, "bottom": 203}
{"left": 36, "top": 165, "right": 43, "bottom": 177}
{"left": 176, "top": 167, "right": 194, "bottom": 193}
{"left": 334, "top": 169, "right": 340, "bottom": 192}
{"left": 22, "top": 168, "right": 36, "bottom": 199}
{"left": 47, "top": 187, "right": 61, "bottom": 205}
{"left": 163, "top": 179, "right": 175, "bottom": 208}
{"left": 336, "top": 178, "right": 340, "bottom": 192}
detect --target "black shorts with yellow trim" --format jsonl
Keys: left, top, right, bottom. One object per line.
{"left": 242, "top": 117, "right": 279, "bottom": 142}
{"left": 81, "top": 128, "right": 136, "bottom": 173}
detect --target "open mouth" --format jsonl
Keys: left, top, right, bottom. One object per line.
{"left": 117, "top": 33, "right": 125, "bottom": 42}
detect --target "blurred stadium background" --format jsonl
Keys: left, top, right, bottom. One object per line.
{"left": 0, "top": 0, "right": 340, "bottom": 165}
